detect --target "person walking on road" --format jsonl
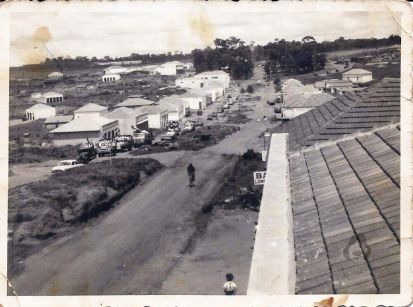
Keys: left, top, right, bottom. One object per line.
{"left": 187, "top": 163, "right": 196, "bottom": 188}
{"left": 223, "top": 273, "right": 237, "bottom": 295}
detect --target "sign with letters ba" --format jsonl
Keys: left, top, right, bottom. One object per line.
{"left": 253, "top": 171, "right": 266, "bottom": 185}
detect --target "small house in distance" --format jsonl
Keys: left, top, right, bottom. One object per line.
{"left": 314, "top": 79, "right": 354, "bottom": 95}
{"left": 73, "top": 103, "right": 108, "bottom": 119}
{"left": 104, "top": 65, "right": 129, "bottom": 75}
{"left": 25, "top": 103, "right": 56, "bottom": 121}
{"left": 49, "top": 115, "right": 119, "bottom": 146}
{"left": 102, "top": 74, "right": 121, "bottom": 82}
{"left": 140, "top": 105, "right": 169, "bottom": 129}
{"left": 281, "top": 78, "right": 334, "bottom": 119}
{"left": 154, "top": 61, "right": 185, "bottom": 76}
{"left": 342, "top": 69, "right": 373, "bottom": 84}
{"left": 105, "top": 107, "right": 148, "bottom": 135}
{"left": 37, "top": 91, "right": 64, "bottom": 104}
{"left": 114, "top": 97, "right": 155, "bottom": 110}
{"left": 44, "top": 115, "right": 74, "bottom": 129}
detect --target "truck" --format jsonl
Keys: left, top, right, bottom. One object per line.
{"left": 96, "top": 139, "right": 117, "bottom": 157}
{"left": 114, "top": 135, "right": 133, "bottom": 152}
{"left": 77, "top": 142, "right": 97, "bottom": 164}
{"left": 217, "top": 105, "right": 224, "bottom": 113}
{"left": 132, "top": 129, "right": 153, "bottom": 147}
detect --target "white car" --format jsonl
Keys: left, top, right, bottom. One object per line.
{"left": 182, "top": 122, "right": 195, "bottom": 132}
{"left": 52, "top": 160, "right": 83, "bottom": 173}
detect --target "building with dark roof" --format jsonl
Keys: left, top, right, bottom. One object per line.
{"left": 290, "top": 125, "right": 400, "bottom": 294}
{"left": 254, "top": 78, "right": 401, "bottom": 295}
{"left": 273, "top": 78, "right": 400, "bottom": 152}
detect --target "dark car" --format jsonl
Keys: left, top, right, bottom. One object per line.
{"left": 207, "top": 115, "right": 213, "bottom": 120}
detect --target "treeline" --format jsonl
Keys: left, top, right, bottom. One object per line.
{"left": 43, "top": 52, "right": 192, "bottom": 66}
{"left": 256, "top": 40, "right": 327, "bottom": 75}
{"left": 253, "top": 35, "right": 400, "bottom": 76}
{"left": 192, "top": 37, "right": 254, "bottom": 80}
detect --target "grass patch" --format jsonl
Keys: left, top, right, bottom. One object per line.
{"left": 8, "top": 158, "right": 163, "bottom": 259}
{"left": 10, "top": 145, "right": 79, "bottom": 164}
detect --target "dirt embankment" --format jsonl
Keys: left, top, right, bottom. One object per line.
{"left": 8, "top": 158, "right": 163, "bottom": 260}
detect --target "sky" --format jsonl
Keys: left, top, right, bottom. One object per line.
{"left": 10, "top": 3, "right": 401, "bottom": 67}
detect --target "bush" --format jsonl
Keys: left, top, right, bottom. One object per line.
{"left": 246, "top": 85, "right": 254, "bottom": 94}
{"left": 201, "top": 204, "right": 214, "bottom": 214}
{"left": 242, "top": 149, "right": 260, "bottom": 160}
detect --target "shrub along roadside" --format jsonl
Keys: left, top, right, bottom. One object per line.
{"left": 8, "top": 158, "right": 163, "bottom": 250}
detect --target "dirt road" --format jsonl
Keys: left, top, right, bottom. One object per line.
{"left": 10, "top": 66, "right": 278, "bottom": 295}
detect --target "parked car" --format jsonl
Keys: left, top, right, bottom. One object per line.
{"left": 207, "top": 115, "right": 213, "bottom": 120}
{"left": 52, "top": 159, "right": 83, "bottom": 173}
{"left": 197, "top": 110, "right": 203, "bottom": 116}
{"left": 132, "top": 130, "right": 153, "bottom": 147}
{"left": 182, "top": 121, "right": 195, "bottom": 132}
{"left": 195, "top": 118, "right": 204, "bottom": 126}
{"left": 96, "top": 139, "right": 117, "bottom": 157}
{"left": 160, "top": 131, "right": 176, "bottom": 142}
{"left": 115, "top": 135, "right": 133, "bottom": 152}
{"left": 211, "top": 112, "right": 218, "bottom": 118}
{"left": 223, "top": 103, "right": 230, "bottom": 109}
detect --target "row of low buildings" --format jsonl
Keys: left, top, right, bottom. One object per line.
{"left": 26, "top": 70, "right": 230, "bottom": 146}
{"left": 315, "top": 68, "right": 373, "bottom": 94}
{"left": 100, "top": 61, "right": 195, "bottom": 81}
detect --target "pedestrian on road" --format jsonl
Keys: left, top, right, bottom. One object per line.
{"left": 187, "top": 163, "right": 196, "bottom": 188}
{"left": 223, "top": 273, "right": 237, "bottom": 295}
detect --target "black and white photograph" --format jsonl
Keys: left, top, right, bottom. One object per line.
{"left": 2, "top": 1, "right": 412, "bottom": 306}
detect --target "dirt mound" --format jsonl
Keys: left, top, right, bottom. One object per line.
{"left": 9, "top": 158, "right": 163, "bottom": 249}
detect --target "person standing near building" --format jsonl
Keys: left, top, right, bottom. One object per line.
{"left": 187, "top": 163, "right": 196, "bottom": 188}
{"left": 223, "top": 273, "right": 237, "bottom": 295}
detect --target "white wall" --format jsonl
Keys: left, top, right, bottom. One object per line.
{"left": 155, "top": 64, "right": 177, "bottom": 76}
{"left": 343, "top": 74, "right": 372, "bottom": 84}
{"left": 175, "top": 78, "right": 204, "bottom": 89}
{"left": 147, "top": 113, "right": 168, "bottom": 129}
{"left": 26, "top": 107, "right": 56, "bottom": 120}
{"left": 181, "top": 97, "right": 205, "bottom": 110}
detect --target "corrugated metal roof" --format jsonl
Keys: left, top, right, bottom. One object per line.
{"left": 50, "top": 115, "right": 116, "bottom": 133}
{"left": 74, "top": 103, "right": 108, "bottom": 113}
{"left": 289, "top": 126, "right": 400, "bottom": 294}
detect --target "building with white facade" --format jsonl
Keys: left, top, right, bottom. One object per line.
{"left": 140, "top": 105, "right": 169, "bottom": 129}
{"left": 179, "top": 90, "right": 212, "bottom": 110}
{"left": 342, "top": 69, "right": 373, "bottom": 84}
{"left": 193, "top": 70, "right": 230, "bottom": 89}
{"left": 154, "top": 61, "right": 185, "bottom": 76}
{"left": 105, "top": 107, "right": 148, "bottom": 135}
{"left": 25, "top": 103, "right": 56, "bottom": 121}
{"left": 73, "top": 103, "right": 108, "bottom": 119}
{"left": 102, "top": 74, "right": 121, "bottom": 82}
{"left": 50, "top": 115, "right": 119, "bottom": 146}
{"left": 37, "top": 92, "right": 64, "bottom": 104}
{"left": 158, "top": 96, "right": 189, "bottom": 121}
{"left": 175, "top": 77, "right": 205, "bottom": 90}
